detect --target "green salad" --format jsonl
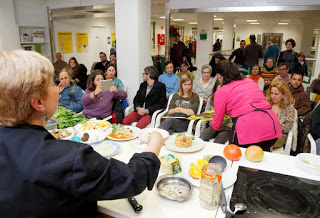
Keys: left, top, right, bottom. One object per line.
{"left": 53, "top": 106, "right": 88, "bottom": 129}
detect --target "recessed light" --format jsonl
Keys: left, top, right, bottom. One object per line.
{"left": 214, "top": 15, "right": 217, "bottom": 17}
{"left": 159, "top": 16, "right": 165, "bottom": 19}
{"left": 218, "top": 30, "right": 223, "bottom": 32}
{"left": 189, "top": 22, "right": 197, "bottom": 25}
{"left": 214, "top": 18, "right": 223, "bottom": 21}
{"left": 315, "top": 29, "right": 319, "bottom": 31}
{"left": 250, "top": 23, "right": 260, "bottom": 25}
{"left": 280, "top": 20, "right": 291, "bottom": 22}
{"left": 278, "top": 23, "right": 288, "bottom": 25}
{"left": 246, "top": 20, "right": 257, "bottom": 22}
{"left": 172, "top": 19, "right": 184, "bottom": 21}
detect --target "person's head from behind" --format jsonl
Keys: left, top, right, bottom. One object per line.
{"left": 180, "top": 61, "right": 189, "bottom": 73}
{"left": 59, "top": 67, "right": 73, "bottom": 88}
{"left": 250, "top": 64, "right": 261, "bottom": 76}
{"left": 216, "top": 60, "right": 243, "bottom": 85}
{"left": 178, "top": 74, "right": 194, "bottom": 99}
{"left": 68, "top": 57, "right": 79, "bottom": 69}
{"left": 249, "top": 34, "right": 256, "bottom": 42}
{"left": 240, "top": 40, "right": 246, "bottom": 49}
{"left": 278, "top": 63, "right": 289, "bottom": 77}
{"left": 56, "top": 53, "right": 62, "bottom": 61}
{"left": 87, "top": 70, "right": 105, "bottom": 91}
{"left": 110, "top": 54, "right": 116, "bottom": 64}
{"left": 285, "top": 38, "right": 296, "bottom": 50}
{"left": 297, "top": 52, "right": 306, "bottom": 63}
{"left": 175, "top": 35, "right": 181, "bottom": 42}
{"left": 143, "top": 66, "right": 158, "bottom": 82}
{"left": 268, "top": 36, "right": 277, "bottom": 45}
{"left": 290, "top": 72, "right": 303, "bottom": 89}
{"left": 265, "top": 57, "right": 275, "bottom": 69}
{"left": 0, "top": 50, "right": 56, "bottom": 127}
{"left": 266, "top": 81, "right": 293, "bottom": 109}
{"left": 105, "top": 63, "right": 117, "bottom": 78}
{"left": 214, "top": 53, "right": 226, "bottom": 65}
{"left": 99, "top": 52, "right": 107, "bottom": 62}
{"left": 201, "top": 64, "right": 212, "bottom": 80}
{"left": 164, "top": 61, "right": 174, "bottom": 74}
{"left": 154, "top": 55, "right": 161, "bottom": 63}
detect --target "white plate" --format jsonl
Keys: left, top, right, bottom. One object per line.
{"left": 165, "top": 135, "right": 205, "bottom": 153}
{"left": 91, "top": 141, "right": 120, "bottom": 157}
{"left": 74, "top": 119, "right": 111, "bottom": 133}
{"left": 75, "top": 130, "right": 107, "bottom": 145}
{"left": 139, "top": 128, "right": 169, "bottom": 143}
{"left": 50, "top": 127, "right": 75, "bottom": 140}
{"left": 106, "top": 125, "right": 140, "bottom": 141}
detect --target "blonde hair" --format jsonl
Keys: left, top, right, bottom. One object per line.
{"left": 266, "top": 81, "right": 294, "bottom": 109}
{"left": 269, "top": 36, "right": 277, "bottom": 43}
{"left": 177, "top": 74, "right": 194, "bottom": 100}
{"left": 0, "top": 50, "right": 54, "bottom": 127}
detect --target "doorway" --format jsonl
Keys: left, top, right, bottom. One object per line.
{"left": 262, "top": 33, "right": 283, "bottom": 51}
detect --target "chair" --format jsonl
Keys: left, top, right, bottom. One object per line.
{"left": 124, "top": 105, "right": 164, "bottom": 128}
{"left": 239, "top": 67, "right": 250, "bottom": 76}
{"left": 155, "top": 95, "right": 203, "bottom": 135}
{"left": 307, "top": 133, "right": 317, "bottom": 154}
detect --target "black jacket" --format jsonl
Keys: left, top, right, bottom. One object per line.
{"left": 0, "top": 124, "right": 160, "bottom": 217}
{"left": 133, "top": 80, "right": 167, "bottom": 116}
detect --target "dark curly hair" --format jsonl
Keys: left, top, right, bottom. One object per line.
{"left": 285, "top": 38, "right": 296, "bottom": 48}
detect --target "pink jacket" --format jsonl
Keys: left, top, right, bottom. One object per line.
{"left": 211, "top": 78, "right": 282, "bottom": 145}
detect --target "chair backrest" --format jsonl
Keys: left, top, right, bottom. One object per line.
{"left": 196, "top": 95, "right": 204, "bottom": 114}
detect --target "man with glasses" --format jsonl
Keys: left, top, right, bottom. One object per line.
{"left": 273, "top": 63, "right": 291, "bottom": 83}
{"left": 94, "top": 52, "right": 110, "bottom": 73}
{"left": 123, "top": 66, "right": 167, "bottom": 129}
{"left": 289, "top": 72, "right": 310, "bottom": 117}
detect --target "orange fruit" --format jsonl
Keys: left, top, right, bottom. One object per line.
{"left": 189, "top": 165, "right": 201, "bottom": 179}
{"left": 223, "top": 144, "right": 242, "bottom": 161}
{"left": 245, "top": 145, "right": 264, "bottom": 162}
{"left": 197, "top": 159, "right": 208, "bottom": 169}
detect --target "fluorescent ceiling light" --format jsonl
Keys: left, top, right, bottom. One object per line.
{"left": 214, "top": 15, "right": 217, "bottom": 17}
{"left": 159, "top": 16, "right": 165, "bottom": 19}
{"left": 189, "top": 22, "right": 197, "bottom": 24}
{"left": 280, "top": 20, "right": 291, "bottom": 22}
{"left": 214, "top": 18, "right": 223, "bottom": 21}
{"left": 278, "top": 23, "right": 288, "bottom": 25}
{"left": 315, "top": 29, "right": 319, "bottom": 31}
{"left": 250, "top": 23, "right": 260, "bottom": 25}
{"left": 218, "top": 30, "right": 223, "bottom": 32}
{"left": 172, "top": 19, "right": 184, "bottom": 21}
{"left": 246, "top": 20, "right": 257, "bottom": 22}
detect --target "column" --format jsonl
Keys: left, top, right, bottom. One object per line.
{"left": 313, "top": 27, "right": 320, "bottom": 80}
{"left": 222, "top": 18, "right": 234, "bottom": 51}
{"left": 196, "top": 13, "right": 214, "bottom": 78}
{"left": 300, "top": 18, "right": 316, "bottom": 55}
{"left": 0, "top": 0, "right": 20, "bottom": 50}
{"left": 115, "top": 0, "right": 152, "bottom": 103}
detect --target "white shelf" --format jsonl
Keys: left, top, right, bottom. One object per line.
{"left": 20, "top": 42, "right": 49, "bottom": 45}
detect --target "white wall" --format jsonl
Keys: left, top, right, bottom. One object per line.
{"left": 53, "top": 17, "right": 115, "bottom": 70}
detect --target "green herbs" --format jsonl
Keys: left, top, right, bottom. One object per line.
{"left": 177, "top": 134, "right": 195, "bottom": 140}
{"left": 111, "top": 124, "right": 123, "bottom": 134}
{"left": 53, "top": 106, "right": 88, "bottom": 129}
{"left": 302, "top": 160, "right": 320, "bottom": 168}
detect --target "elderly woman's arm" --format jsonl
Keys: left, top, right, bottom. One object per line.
{"left": 65, "top": 87, "right": 84, "bottom": 113}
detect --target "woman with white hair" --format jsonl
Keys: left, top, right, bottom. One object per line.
{"left": 0, "top": 50, "right": 164, "bottom": 217}
{"left": 193, "top": 64, "right": 217, "bottom": 102}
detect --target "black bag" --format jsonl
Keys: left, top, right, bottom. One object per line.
{"left": 170, "top": 112, "right": 189, "bottom": 118}
{"left": 112, "top": 99, "right": 124, "bottom": 124}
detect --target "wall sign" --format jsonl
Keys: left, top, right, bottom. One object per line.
{"left": 76, "top": 32, "right": 88, "bottom": 52}
{"left": 157, "top": 34, "right": 165, "bottom": 45}
{"left": 57, "top": 32, "right": 73, "bottom": 53}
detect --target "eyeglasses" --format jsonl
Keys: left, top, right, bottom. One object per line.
{"left": 202, "top": 71, "right": 211, "bottom": 74}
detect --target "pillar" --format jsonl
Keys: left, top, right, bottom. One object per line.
{"left": 196, "top": 13, "right": 214, "bottom": 78}
{"left": 313, "top": 28, "right": 320, "bottom": 79}
{"left": 300, "top": 18, "right": 316, "bottom": 56}
{"left": 222, "top": 18, "right": 234, "bottom": 51}
{"left": 115, "top": 0, "right": 152, "bottom": 103}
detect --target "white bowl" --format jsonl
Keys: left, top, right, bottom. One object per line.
{"left": 296, "top": 153, "right": 320, "bottom": 176}
{"left": 50, "top": 127, "right": 75, "bottom": 140}
{"left": 76, "top": 130, "right": 107, "bottom": 145}
{"left": 139, "top": 128, "right": 169, "bottom": 143}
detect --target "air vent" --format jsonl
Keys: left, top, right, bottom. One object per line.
{"left": 213, "top": 27, "right": 220, "bottom": 30}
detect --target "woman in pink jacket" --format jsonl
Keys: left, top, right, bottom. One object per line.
{"left": 211, "top": 60, "right": 282, "bottom": 151}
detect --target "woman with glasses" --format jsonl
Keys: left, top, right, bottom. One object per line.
{"left": 278, "top": 38, "right": 297, "bottom": 72}
{"left": 176, "top": 61, "right": 195, "bottom": 80}
{"left": 193, "top": 64, "right": 217, "bottom": 102}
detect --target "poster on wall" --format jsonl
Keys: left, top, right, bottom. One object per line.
{"left": 57, "top": 32, "right": 73, "bottom": 53}
{"left": 76, "top": 33, "right": 89, "bottom": 52}
{"left": 111, "top": 32, "right": 116, "bottom": 48}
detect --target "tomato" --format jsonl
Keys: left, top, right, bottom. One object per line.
{"left": 223, "top": 144, "right": 242, "bottom": 161}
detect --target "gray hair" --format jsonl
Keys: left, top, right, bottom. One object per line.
{"left": 144, "top": 66, "right": 158, "bottom": 80}
{"left": 201, "top": 64, "right": 212, "bottom": 74}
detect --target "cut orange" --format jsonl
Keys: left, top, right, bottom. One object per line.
{"left": 189, "top": 165, "right": 201, "bottom": 179}
{"left": 197, "top": 159, "right": 208, "bottom": 169}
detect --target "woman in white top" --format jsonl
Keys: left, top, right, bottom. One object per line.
{"left": 193, "top": 64, "right": 217, "bottom": 102}
{"left": 249, "top": 64, "right": 264, "bottom": 91}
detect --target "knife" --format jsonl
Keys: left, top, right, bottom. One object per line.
{"left": 127, "top": 197, "right": 143, "bottom": 213}
{"left": 220, "top": 183, "right": 227, "bottom": 213}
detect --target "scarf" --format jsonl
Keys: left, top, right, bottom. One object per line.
{"left": 106, "top": 75, "right": 114, "bottom": 80}
{"left": 250, "top": 74, "right": 261, "bottom": 83}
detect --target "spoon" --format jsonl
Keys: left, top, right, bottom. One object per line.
{"left": 208, "top": 155, "right": 227, "bottom": 171}
{"left": 230, "top": 203, "right": 247, "bottom": 214}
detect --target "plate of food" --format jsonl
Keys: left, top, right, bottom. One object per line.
{"left": 50, "top": 127, "right": 75, "bottom": 140}
{"left": 74, "top": 119, "right": 111, "bottom": 132}
{"left": 75, "top": 130, "right": 107, "bottom": 145}
{"left": 188, "top": 110, "right": 230, "bottom": 121}
{"left": 91, "top": 141, "right": 120, "bottom": 157}
{"left": 165, "top": 134, "right": 205, "bottom": 153}
{"left": 106, "top": 124, "right": 140, "bottom": 141}
{"left": 139, "top": 128, "right": 169, "bottom": 143}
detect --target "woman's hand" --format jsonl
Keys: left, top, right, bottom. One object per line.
{"left": 144, "top": 131, "right": 164, "bottom": 156}
{"left": 110, "top": 86, "right": 118, "bottom": 93}
{"left": 94, "top": 83, "right": 103, "bottom": 96}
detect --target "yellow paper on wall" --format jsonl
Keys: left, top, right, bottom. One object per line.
{"left": 245, "top": 38, "right": 251, "bottom": 45}
{"left": 58, "top": 32, "right": 73, "bottom": 53}
{"left": 76, "top": 33, "right": 89, "bottom": 53}
{"left": 111, "top": 32, "right": 116, "bottom": 48}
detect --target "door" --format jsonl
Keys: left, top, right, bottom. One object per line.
{"left": 262, "top": 33, "right": 283, "bottom": 52}
{"left": 90, "top": 26, "right": 107, "bottom": 71}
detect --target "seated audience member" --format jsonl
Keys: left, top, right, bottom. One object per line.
{"left": 94, "top": 52, "right": 110, "bottom": 73}
{"left": 193, "top": 64, "right": 217, "bottom": 101}
{"left": 278, "top": 38, "right": 297, "bottom": 73}
{"left": 58, "top": 68, "right": 83, "bottom": 113}
{"left": 110, "top": 53, "right": 116, "bottom": 65}
{"left": 309, "top": 73, "right": 320, "bottom": 95}
{"left": 293, "top": 52, "right": 308, "bottom": 76}
{"left": 153, "top": 55, "right": 163, "bottom": 79}
{"left": 53, "top": 52, "right": 67, "bottom": 83}
{"left": 209, "top": 52, "right": 226, "bottom": 78}
{"left": 264, "top": 36, "right": 280, "bottom": 66}
{"left": 68, "top": 57, "right": 88, "bottom": 90}
{"left": 266, "top": 81, "right": 295, "bottom": 149}
{"left": 273, "top": 62, "right": 291, "bottom": 83}
{"left": 249, "top": 64, "right": 264, "bottom": 91}
{"left": 182, "top": 50, "right": 194, "bottom": 71}
{"left": 105, "top": 63, "right": 124, "bottom": 90}
{"left": 211, "top": 60, "right": 282, "bottom": 151}
{"left": 228, "top": 40, "right": 246, "bottom": 68}
{"left": 289, "top": 72, "right": 310, "bottom": 117}
{"left": 311, "top": 102, "right": 320, "bottom": 155}
{"left": 200, "top": 81, "right": 232, "bottom": 143}
{"left": 0, "top": 49, "right": 164, "bottom": 217}
{"left": 123, "top": 66, "right": 167, "bottom": 128}
{"left": 82, "top": 70, "right": 127, "bottom": 119}
{"left": 261, "top": 57, "right": 279, "bottom": 89}
{"left": 159, "top": 74, "right": 200, "bottom": 135}
{"left": 176, "top": 61, "right": 195, "bottom": 80}
{"left": 159, "top": 61, "right": 180, "bottom": 96}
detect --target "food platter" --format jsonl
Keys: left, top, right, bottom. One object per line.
{"left": 91, "top": 141, "right": 120, "bottom": 157}
{"left": 106, "top": 125, "right": 140, "bottom": 141}
{"left": 75, "top": 130, "right": 107, "bottom": 145}
{"left": 165, "top": 135, "right": 205, "bottom": 153}
{"left": 50, "top": 127, "right": 75, "bottom": 140}
{"left": 74, "top": 119, "right": 111, "bottom": 132}
{"left": 139, "top": 128, "right": 169, "bottom": 143}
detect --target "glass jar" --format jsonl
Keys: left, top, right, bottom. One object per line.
{"left": 199, "top": 163, "right": 222, "bottom": 210}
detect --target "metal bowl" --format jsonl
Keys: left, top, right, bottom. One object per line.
{"left": 155, "top": 175, "right": 193, "bottom": 201}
